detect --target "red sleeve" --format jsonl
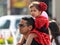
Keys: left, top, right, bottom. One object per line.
{"left": 30, "top": 29, "right": 51, "bottom": 45}
{"left": 35, "top": 16, "right": 49, "bottom": 29}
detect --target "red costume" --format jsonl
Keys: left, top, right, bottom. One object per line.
{"left": 31, "top": 16, "right": 51, "bottom": 45}
{"left": 30, "top": 2, "right": 51, "bottom": 45}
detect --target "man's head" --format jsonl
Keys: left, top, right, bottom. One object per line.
{"left": 19, "top": 17, "right": 35, "bottom": 35}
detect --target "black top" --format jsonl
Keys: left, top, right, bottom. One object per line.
{"left": 23, "top": 39, "right": 42, "bottom": 45}
{"left": 36, "top": 24, "right": 49, "bottom": 34}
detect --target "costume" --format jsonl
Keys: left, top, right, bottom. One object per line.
{"left": 30, "top": 2, "right": 51, "bottom": 45}
{"left": 31, "top": 16, "right": 51, "bottom": 45}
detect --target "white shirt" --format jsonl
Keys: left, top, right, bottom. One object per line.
{"left": 41, "top": 11, "right": 48, "bottom": 19}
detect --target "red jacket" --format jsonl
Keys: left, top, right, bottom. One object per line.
{"left": 31, "top": 16, "right": 51, "bottom": 45}
{"left": 35, "top": 16, "right": 49, "bottom": 29}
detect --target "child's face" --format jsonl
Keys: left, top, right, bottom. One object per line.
{"left": 30, "top": 6, "right": 41, "bottom": 18}
{"left": 19, "top": 19, "right": 30, "bottom": 34}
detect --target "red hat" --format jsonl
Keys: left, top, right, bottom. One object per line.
{"left": 38, "top": 2, "right": 48, "bottom": 11}
{"left": 29, "top": 2, "right": 48, "bottom": 11}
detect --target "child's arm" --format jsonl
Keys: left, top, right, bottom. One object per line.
{"left": 24, "top": 33, "right": 37, "bottom": 45}
{"left": 17, "top": 35, "right": 25, "bottom": 45}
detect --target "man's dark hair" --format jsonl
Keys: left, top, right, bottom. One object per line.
{"left": 22, "top": 17, "right": 35, "bottom": 30}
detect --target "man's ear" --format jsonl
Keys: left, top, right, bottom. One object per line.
{"left": 28, "top": 25, "right": 33, "bottom": 31}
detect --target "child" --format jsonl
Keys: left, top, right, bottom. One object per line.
{"left": 28, "top": 1, "right": 51, "bottom": 45}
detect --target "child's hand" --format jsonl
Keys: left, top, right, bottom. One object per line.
{"left": 23, "top": 44, "right": 25, "bottom": 45}
{"left": 16, "top": 43, "right": 22, "bottom": 45}
{"left": 23, "top": 44, "right": 30, "bottom": 45}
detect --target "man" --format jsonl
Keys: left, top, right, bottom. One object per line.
{"left": 17, "top": 17, "right": 41, "bottom": 45}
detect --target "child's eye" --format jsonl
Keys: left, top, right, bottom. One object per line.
{"left": 31, "top": 10, "right": 33, "bottom": 12}
{"left": 31, "top": 10, "right": 36, "bottom": 12}
{"left": 34, "top": 10, "right": 36, "bottom": 12}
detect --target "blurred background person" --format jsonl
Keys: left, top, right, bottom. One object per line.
{"left": 49, "top": 20, "right": 60, "bottom": 45}
{"left": 10, "top": 0, "right": 29, "bottom": 15}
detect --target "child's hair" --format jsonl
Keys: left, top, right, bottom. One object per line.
{"left": 22, "top": 17, "right": 35, "bottom": 30}
{"left": 29, "top": 1, "right": 48, "bottom": 11}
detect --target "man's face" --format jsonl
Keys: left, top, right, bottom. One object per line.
{"left": 19, "top": 19, "right": 30, "bottom": 34}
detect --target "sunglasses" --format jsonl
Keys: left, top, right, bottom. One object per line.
{"left": 19, "top": 24, "right": 27, "bottom": 27}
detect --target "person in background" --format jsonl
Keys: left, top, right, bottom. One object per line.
{"left": 11, "top": 0, "right": 29, "bottom": 15}
{"left": 49, "top": 20, "right": 60, "bottom": 45}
